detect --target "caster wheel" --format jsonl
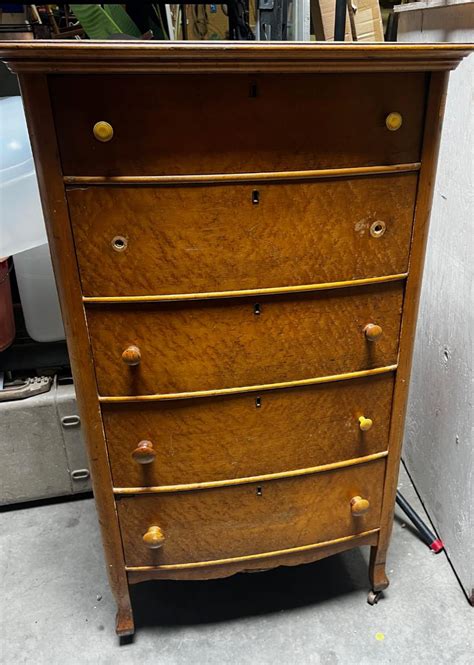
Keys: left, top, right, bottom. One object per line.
{"left": 367, "top": 590, "right": 382, "bottom": 606}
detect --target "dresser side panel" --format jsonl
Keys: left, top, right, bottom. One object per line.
{"left": 16, "top": 73, "right": 133, "bottom": 634}
{"left": 375, "top": 71, "right": 450, "bottom": 565}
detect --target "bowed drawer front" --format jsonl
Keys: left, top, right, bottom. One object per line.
{"left": 103, "top": 373, "right": 394, "bottom": 488}
{"left": 116, "top": 459, "right": 386, "bottom": 568}
{"left": 68, "top": 174, "right": 418, "bottom": 298}
{"left": 8, "top": 40, "right": 470, "bottom": 636}
{"left": 50, "top": 72, "right": 426, "bottom": 176}
{"left": 87, "top": 283, "right": 402, "bottom": 397}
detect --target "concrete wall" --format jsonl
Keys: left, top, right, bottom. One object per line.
{"left": 397, "top": 2, "right": 473, "bottom": 602}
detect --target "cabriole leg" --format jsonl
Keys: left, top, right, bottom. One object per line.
{"left": 116, "top": 601, "right": 135, "bottom": 637}
{"left": 368, "top": 544, "right": 390, "bottom": 605}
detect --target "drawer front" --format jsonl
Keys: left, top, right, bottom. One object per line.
{"left": 104, "top": 374, "right": 394, "bottom": 488}
{"left": 50, "top": 73, "right": 426, "bottom": 176}
{"left": 87, "top": 282, "right": 403, "bottom": 396}
{"left": 117, "top": 459, "right": 385, "bottom": 567}
{"left": 68, "top": 174, "right": 418, "bottom": 298}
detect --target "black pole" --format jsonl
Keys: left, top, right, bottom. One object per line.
{"left": 334, "top": 0, "right": 346, "bottom": 41}
{"left": 180, "top": 4, "right": 188, "bottom": 40}
{"left": 396, "top": 491, "right": 444, "bottom": 553}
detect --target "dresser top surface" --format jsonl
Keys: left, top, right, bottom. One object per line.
{"left": 0, "top": 40, "right": 472, "bottom": 74}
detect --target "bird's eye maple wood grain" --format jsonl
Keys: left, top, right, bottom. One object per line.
{"left": 86, "top": 282, "right": 403, "bottom": 397}
{"left": 116, "top": 458, "right": 385, "bottom": 567}
{"left": 102, "top": 373, "right": 394, "bottom": 488}
{"left": 49, "top": 72, "right": 426, "bottom": 177}
{"left": 67, "top": 173, "right": 418, "bottom": 298}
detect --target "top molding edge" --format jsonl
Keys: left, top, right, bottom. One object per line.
{"left": 0, "top": 40, "right": 472, "bottom": 74}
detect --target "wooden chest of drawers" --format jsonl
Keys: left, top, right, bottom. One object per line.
{"left": 2, "top": 41, "right": 471, "bottom": 637}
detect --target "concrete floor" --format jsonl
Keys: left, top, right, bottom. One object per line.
{"left": 1, "top": 465, "right": 472, "bottom": 665}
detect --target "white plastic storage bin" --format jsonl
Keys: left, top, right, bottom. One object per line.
{"left": 13, "top": 243, "right": 65, "bottom": 342}
{"left": 0, "top": 96, "right": 47, "bottom": 257}
{"left": 0, "top": 96, "right": 64, "bottom": 342}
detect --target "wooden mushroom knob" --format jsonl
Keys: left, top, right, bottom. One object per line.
{"left": 351, "top": 496, "right": 370, "bottom": 516}
{"left": 385, "top": 112, "right": 403, "bottom": 131}
{"left": 364, "top": 323, "right": 383, "bottom": 342}
{"left": 93, "top": 120, "right": 114, "bottom": 142}
{"left": 143, "top": 526, "right": 165, "bottom": 549}
{"left": 132, "top": 440, "right": 156, "bottom": 465}
{"left": 359, "top": 416, "right": 373, "bottom": 432}
{"left": 122, "top": 345, "right": 141, "bottom": 366}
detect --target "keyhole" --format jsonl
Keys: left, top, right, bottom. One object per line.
{"left": 249, "top": 83, "right": 258, "bottom": 98}
{"left": 256, "top": 486, "right": 263, "bottom": 496}
{"left": 254, "top": 303, "right": 261, "bottom": 315}
{"left": 252, "top": 190, "right": 260, "bottom": 205}
{"left": 255, "top": 396, "right": 261, "bottom": 408}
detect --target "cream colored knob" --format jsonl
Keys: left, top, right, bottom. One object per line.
{"left": 143, "top": 526, "right": 165, "bottom": 549}
{"left": 93, "top": 121, "right": 114, "bottom": 142}
{"left": 351, "top": 496, "right": 370, "bottom": 516}
{"left": 122, "top": 345, "right": 141, "bottom": 366}
{"left": 359, "top": 416, "right": 373, "bottom": 432}
{"left": 385, "top": 112, "right": 403, "bottom": 132}
{"left": 364, "top": 323, "right": 383, "bottom": 342}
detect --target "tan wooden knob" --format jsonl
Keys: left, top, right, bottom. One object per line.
{"left": 351, "top": 496, "right": 370, "bottom": 516}
{"left": 364, "top": 323, "right": 383, "bottom": 342}
{"left": 143, "top": 525, "right": 165, "bottom": 549}
{"left": 132, "top": 440, "right": 156, "bottom": 465}
{"left": 359, "top": 416, "right": 373, "bottom": 432}
{"left": 385, "top": 112, "right": 403, "bottom": 131}
{"left": 93, "top": 120, "right": 114, "bottom": 142}
{"left": 122, "top": 345, "right": 141, "bottom": 366}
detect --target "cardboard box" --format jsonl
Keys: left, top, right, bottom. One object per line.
{"left": 184, "top": 5, "right": 229, "bottom": 40}
{"left": 312, "top": 0, "right": 384, "bottom": 41}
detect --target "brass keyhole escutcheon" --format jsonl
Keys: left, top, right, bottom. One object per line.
{"left": 370, "top": 221, "right": 386, "bottom": 238}
{"left": 112, "top": 235, "right": 128, "bottom": 252}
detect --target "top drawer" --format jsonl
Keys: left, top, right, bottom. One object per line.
{"left": 49, "top": 73, "right": 427, "bottom": 176}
